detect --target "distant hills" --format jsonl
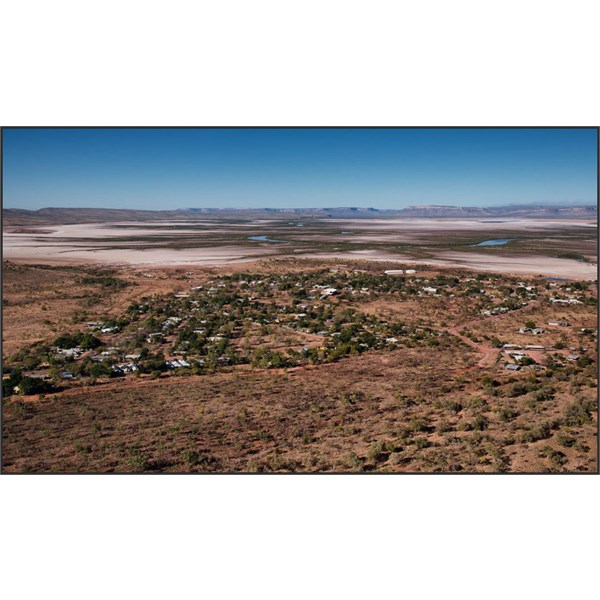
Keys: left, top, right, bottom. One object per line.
{"left": 383, "top": 205, "right": 598, "bottom": 219}
{"left": 3, "top": 207, "right": 195, "bottom": 226}
{"left": 3, "top": 204, "right": 597, "bottom": 226}
{"left": 181, "top": 204, "right": 598, "bottom": 219}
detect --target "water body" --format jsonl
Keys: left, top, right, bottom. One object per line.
{"left": 546, "top": 277, "right": 570, "bottom": 282}
{"left": 472, "top": 238, "right": 515, "bottom": 247}
{"left": 248, "top": 235, "right": 287, "bottom": 243}
{"left": 340, "top": 231, "right": 354, "bottom": 235}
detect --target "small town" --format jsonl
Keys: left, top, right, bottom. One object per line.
{"left": 3, "top": 266, "right": 597, "bottom": 397}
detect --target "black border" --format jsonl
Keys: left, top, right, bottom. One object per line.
{"left": 1, "top": 126, "right": 598, "bottom": 475}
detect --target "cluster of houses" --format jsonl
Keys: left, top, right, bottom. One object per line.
{"left": 384, "top": 269, "right": 417, "bottom": 275}
{"left": 7, "top": 267, "right": 596, "bottom": 392}
{"left": 503, "top": 343, "right": 545, "bottom": 350}
{"left": 146, "top": 332, "right": 164, "bottom": 343}
{"left": 163, "top": 316, "right": 183, "bottom": 329}
{"left": 112, "top": 362, "right": 139, "bottom": 375}
{"left": 502, "top": 338, "right": 588, "bottom": 371}
{"left": 166, "top": 358, "right": 191, "bottom": 369}
{"left": 504, "top": 349, "right": 546, "bottom": 371}
{"left": 549, "top": 297, "right": 582, "bottom": 305}
{"left": 83, "top": 321, "right": 120, "bottom": 333}
{"left": 312, "top": 285, "right": 338, "bottom": 299}
{"left": 56, "top": 347, "right": 83, "bottom": 358}
{"left": 480, "top": 306, "right": 511, "bottom": 316}
{"left": 506, "top": 350, "right": 531, "bottom": 363}
{"left": 518, "top": 326, "right": 545, "bottom": 335}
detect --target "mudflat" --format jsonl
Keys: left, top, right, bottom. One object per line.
{"left": 3, "top": 217, "right": 597, "bottom": 278}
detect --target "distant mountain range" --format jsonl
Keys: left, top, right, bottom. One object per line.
{"left": 2, "top": 204, "right": 597, "bottom": 226}
{"left": 182, "top": 205, "right": 598, "bottom": 218}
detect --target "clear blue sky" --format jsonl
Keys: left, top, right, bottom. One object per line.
{"left": 3, "top": 128, "right": 597, "bottom": 210}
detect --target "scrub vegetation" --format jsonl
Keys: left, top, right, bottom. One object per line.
{"left": 3, "top": 258, "right": 597, "bottom": 473}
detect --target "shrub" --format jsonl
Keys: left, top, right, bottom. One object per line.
{"left": 437, "top": 419, "right": 452, "bottom": 433}
{"left": 509, "top": 382, "right": 528, "bottom": 397}
{"left": 481, "top": 376, "right": 499, "bottom": 387}
{"left": 16, "top": 376, "right": 52, "bottom": 396}
{"left": 414, "top": 437, "right": 431, "bottom": 449}
{"left": 344, "top": 452, "right": 365, "bottom": 471}
{"left": 445, "top": 400, "right": 463, "bottom": 413}
{"left": 395, "top": 393, "right": 417, "bottom": 407}
{"left": 127, "top": 453, "right": 150, "bottom": 471}
{"left": 407, "top": 417, "right": 429, "bottom": 433}
{"left": 564, "top": 398, "right": 596, "bottom": 426}
{"left": 180, "top": 450, "right": 206, "bottom": 466}
{"left": 53, "top": 331, "right": 102, "bottom": 350}
{"left": 2, "top": 368, "right": 23, "bottom": 397}
{"left": 471, "top": 414, "right": 489, "bottom": 431}
{"left": 498, "top": 406, "right": 519, "bottom": 422}
{"left": 89, "top": 363, "right": 112, "bottom": 379}
{"left": 533, "top": 387, "right": 556, "bottom": 402}
{"left": 557, "top": 432, "right": 576, "bottom": 447}
{"left": 539, "top": 445, "right": 567, "bottom": 469}
{"left": 367, "top": 440, "right": 396, "bottom": 462}
{"left": 469, "top": 397, "right": 488, "bottom": 409}
{"left": 339, "top": 391, "right": 367, "bottom": 405}
{"left": 520, "top": 420, "right": 556, "bottom": 443}
{"left": 80, "top": 275, "right": 128, "bottom": 290}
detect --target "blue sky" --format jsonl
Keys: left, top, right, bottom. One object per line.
{"left": 2, "top": 128, "right": 597, "bottom": 210}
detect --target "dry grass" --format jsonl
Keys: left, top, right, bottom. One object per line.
{"left": 2, "top": 261, "right": 597, "bottom": 473}
{"left": 3, "top": 344, "right": 597, "bottom": 473}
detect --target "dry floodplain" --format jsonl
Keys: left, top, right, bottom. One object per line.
{"left": 3, "top": 217, "right": 597, "bottom": 278}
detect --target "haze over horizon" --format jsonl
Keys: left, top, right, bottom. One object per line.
{"left": 5, "top": 202, "right": 598, "bottom": 214}
{"left": 3, "top": 128, "right": 597, "bottom": 211}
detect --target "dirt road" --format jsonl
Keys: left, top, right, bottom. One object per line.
{"left": 443, "top": 300, "right": 543, "bottom": 368}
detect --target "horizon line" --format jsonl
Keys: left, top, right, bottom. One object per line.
{"left": 4, "top": 203, "right": 598, "bottom": 213}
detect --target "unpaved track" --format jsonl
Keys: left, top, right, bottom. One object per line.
{"left": 443, "top": 300, "right": 542, "bottom": 367}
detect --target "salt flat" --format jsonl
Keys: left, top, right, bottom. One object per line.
{"left": 3, "top": 218, "right": 597, "bottom": 278}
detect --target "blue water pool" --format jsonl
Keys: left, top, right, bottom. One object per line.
{"left": 248, "top": 235, "right": 287, "bottom": 243}
{"left": 472, "top": 238, "right": 515, "bottom": 247}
